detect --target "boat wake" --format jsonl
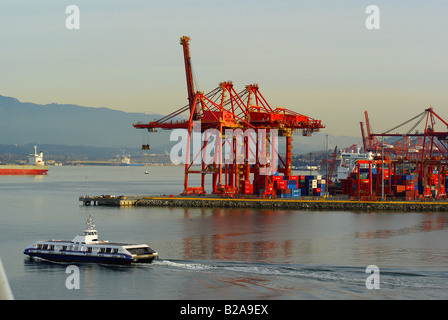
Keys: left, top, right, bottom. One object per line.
{"left": 153, "top": 259, "right": 448, "bottom": 295}
{"left": 154, "top": 259, "right": 365, "bottom": 283}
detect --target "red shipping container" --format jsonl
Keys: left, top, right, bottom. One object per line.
{"left": 274, "top": 180, "right": 287, "bottom": 189}
{"left": 393, "top": 175, "right": 399, "bottom": 185}
{"left": 392, "top": 185, "right": 406, "bottom": 193}
{"left": 273, "top": 176, "right": 283, "bottom": 181}
{"left": 405, "top": 190, "right": 414, "bottom": 200}
{"left": 286, "top": 176, "right": 299, "bottom": 181}
{"left": 256, "top": 177, "right": 267, "bottom": 186}
{"left": 360, "top": 179, "right": 370, "bottom": 192}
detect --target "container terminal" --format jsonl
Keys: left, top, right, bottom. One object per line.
{"left": 81, "top": 36, "right": 448, "bottom": 211}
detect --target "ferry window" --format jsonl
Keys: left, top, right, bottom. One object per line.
{"left": 49, "top": 245, "right": 54, "bottom": 250}
{"left": 61, "top": 246, "right": 67, "bottom": 251}
{"left": 105, "top": 248, "right": 112, "bottom": 254}
{"left": 112, "top": 248, "right": 118, "bottom": 254}
{"left": 99, "top": 248, "right": 105, "bottom": 253}
{"left": 42, "top": 244, "right": 48, "bottom": 250}
{"left": 37, "top": 244, "right": 42, "bottom": 249}
{"left": 86, "top": 247, "right": 92, "bottom": 253}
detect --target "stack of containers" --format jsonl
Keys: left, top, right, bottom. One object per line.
{"left": 316, "top": 177, "right": 326, "bottom": 196}
{"left": 304, "top": 175, "right": 326, "bottom": 196}
{"left": 445, "top": 175, "right": 448, "bottom": 195}
{"left": 274, "top": 174, "right": 290, "bottom": 198}
{"left": 390, "top": 174, "right": 417, "bottom": 199}
{"left": 241, "top": 180, "right": 254, "bottom": 194}
{"left": 298, "top": 175, "right": 306, "bottom": 194}
{"left": 253, "top": 174, "right": 326, "bottom": 198}
{"left": 286, "top": 175, "right": 300, "bottom": 198}
{"left": 341, "top": 179, "right": 354, "bottom": 195}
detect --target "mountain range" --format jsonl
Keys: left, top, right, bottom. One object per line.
{"left": 0, "top": 94, "right": 361, "bottom": 159}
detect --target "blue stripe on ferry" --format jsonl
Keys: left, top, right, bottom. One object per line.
{"left": 25, "top": 252, "right": 134, "bottom": 263}
{"left": 24, "top": 248, "right": 132, "bottom": 259}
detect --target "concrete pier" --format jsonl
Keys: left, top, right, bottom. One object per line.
{"left": 79, "top": 195, "right": 139, "bottom": 207}
{"left": 79, "top": 195, "right": 448, "bottom": 212}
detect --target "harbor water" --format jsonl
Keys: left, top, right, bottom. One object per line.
{"left": 1, "top": 165, "right": 448, "bottom": 300}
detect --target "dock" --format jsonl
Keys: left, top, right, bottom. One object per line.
{"left": 79, "top": 195, "right": 448, "bottom": 212}
{"left": 79, "top": 195, "right": 141, "bottom": 207}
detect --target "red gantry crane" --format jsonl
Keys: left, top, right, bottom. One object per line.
{"left": 363, "top": 107, "right": 448, "bottom": 159}
{"left": 355, "top": 107, "right": 448, "bottom": 199}
{"left": 134, "top": 36, "right": 324, "bottom": 197}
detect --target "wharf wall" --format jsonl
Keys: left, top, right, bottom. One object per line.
{"left": 134, "top": 197, "right": 448, "bottom": 212}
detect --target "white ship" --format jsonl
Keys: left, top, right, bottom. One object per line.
{"left": 24, "top": 217, "right": 158, "bottom": 264}
{"left": 336, "top": 147, "right": 374, "bottom": 180}
{"left": 119, "top": 155, "right": 143, "bottom": 167}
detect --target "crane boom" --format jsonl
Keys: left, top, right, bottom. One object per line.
{"left": 180, "top": 36, "right": 199, "bottom": 120}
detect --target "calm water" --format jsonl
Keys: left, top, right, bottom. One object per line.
{"left": 1, "top": 165, "right": 448, "bottom": 300}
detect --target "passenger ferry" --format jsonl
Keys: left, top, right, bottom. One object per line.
{"left": 24, "top": 217, "right": 158, "bottom": 264}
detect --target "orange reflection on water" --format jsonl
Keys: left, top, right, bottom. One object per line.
{"left": 355, "top": 214, "right": 448, "bottom": 239}
{"left": 181, "top": 208, "right": 294, "bottom": 261}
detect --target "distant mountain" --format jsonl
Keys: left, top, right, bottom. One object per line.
{"left": 0, "top": 94, "right": 361, "bottom": 157}
{"left": 0, "top": 94, "right": 174, "bottom": 153}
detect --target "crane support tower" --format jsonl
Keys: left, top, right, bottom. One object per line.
{"left": 134, "top": 36, "right": 324, "bottom": 198}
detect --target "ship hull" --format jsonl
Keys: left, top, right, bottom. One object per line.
{"left": 24, "top": 250, "right": 157, "bottom": 265}
{"left": 0, "top": 165, "right": 48, "bottom": 175}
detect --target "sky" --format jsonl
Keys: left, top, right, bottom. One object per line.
{"left": 0, "top": 0, "right": 447, "bottom": 138}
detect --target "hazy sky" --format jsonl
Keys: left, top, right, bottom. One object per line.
{"left": 0, "top": 0, "right": 447, "bottom": 137}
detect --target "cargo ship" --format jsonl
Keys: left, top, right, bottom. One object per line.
{"left": 0, "top": 146, "right": 48, "bottom": 175}
{"left": 336, "top": 147, "right": 374, "bottom": 181}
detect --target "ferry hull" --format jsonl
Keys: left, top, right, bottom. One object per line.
{"left": 24, "top": 250, "right": 157, "bottom": 265}
{"left": 0, "top": 165, "right": 48, "bottom": 175}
